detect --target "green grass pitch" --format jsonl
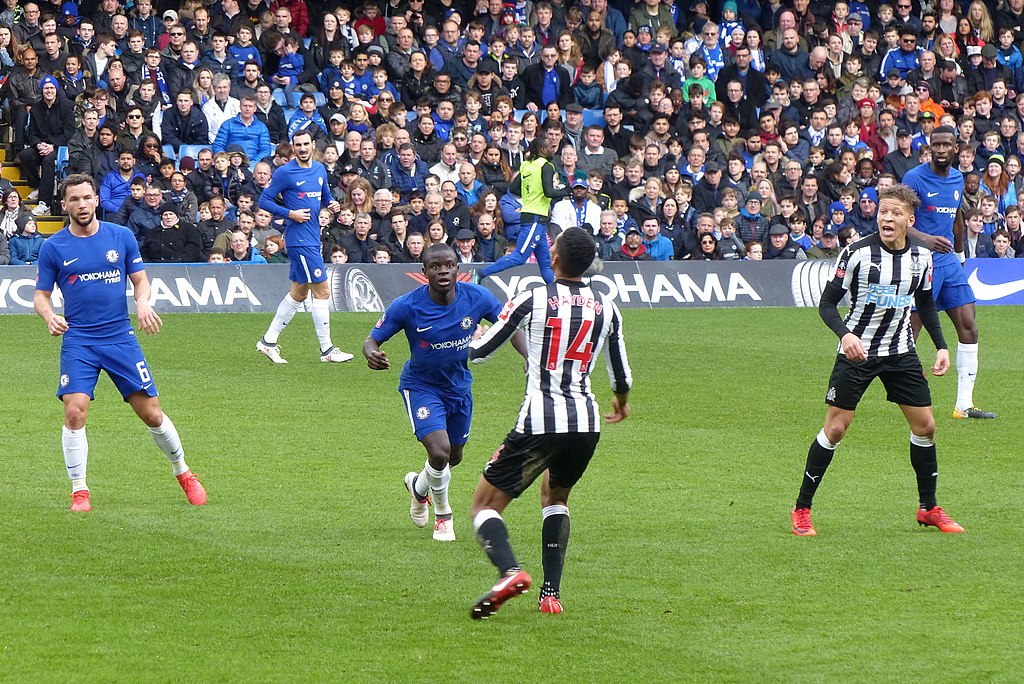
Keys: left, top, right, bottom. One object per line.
{"left": 1, "top": 307, "right": 1021, "bottom": 681}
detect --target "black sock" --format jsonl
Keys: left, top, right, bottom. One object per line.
{"left": 796, "top": 432, "right": 837, "bottom": 509}
{"left": 476, "top": 517, "right": 519, "bottom": 575}
{"left": 541, "top": 510, "right": 570, "bottom": 598}
{"left": 910, "top": 437, "right": 938, "bottom": 510}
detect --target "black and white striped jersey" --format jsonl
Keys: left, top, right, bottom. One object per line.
{"left": 830, "top": 233, "right": 934, "bottom": 357}
{"left": 469, "top": 280, "right": 632, "bottom": 435}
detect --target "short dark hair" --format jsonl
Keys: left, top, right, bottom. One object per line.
{"left": 60, "top": 174, "right": 99, "bottom": 200}
{"left": 554, "top": 227, "right": 596, "bottom": 277}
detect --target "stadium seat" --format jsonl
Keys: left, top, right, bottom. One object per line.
{"left": 582, "top": 110, "right": 605, "bottom": 128}
{"left": 272, "top": 90, "right": 287, "bottom": 108}
{"left": 303, "top": 37, "right": 312, "bottom": 49}
{"left": 162, "top": 144, "right": 177, "bottom": 160}
{"left": 55, "top": 146, "right": 69, "bottom": 179}
{"left": 514, "top": 109, "right": 529, "bottom": 122}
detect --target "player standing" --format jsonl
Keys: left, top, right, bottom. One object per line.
{"left": 466, "top": 227, "right": 632, "bottom": 619}
{"left": 477, "top": 138, "right": 568, "bottom": 284}
{"left": 34, "top": 174, "right": 206, "bottom": 512}
{"left": 791, "top": 185, "right": 964, "bottom": 537}
{"left": 362, "top": 244, "right": 526, "bottom": 541}
{"left": 903, "top": 126, "right": 997, "bottom": 420}
{"left": 257, "top": 129, "right": 353, "bottom": 364}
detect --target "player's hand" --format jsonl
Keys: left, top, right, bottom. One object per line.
{"left": 605, "top": 396, "right": 630, "bottom": 423}
{"left": 841, "top": 333, "right": 867, "bottom": 362}
{"left": 920, "top": 233, "right": 953, "bottom": 254}
{"left": 932, "top": 349, "right": 950, "bottom": 376}
{"left": 46, "top": 314, "right": 69, "bottom": 336}
{"left": 328, "top": 200, "right": 341, "bottom": 213}
{"left": 288, "top": 208, "right": 311, "bottom": 223}
{"left": 472, "top": 323, "right": 488, "bottom": 341}
{"left": 365, "top": 350, "right": 390, "bottom": 370}
{"left": 136, "top": 303, "right": 163, "bottom": 335}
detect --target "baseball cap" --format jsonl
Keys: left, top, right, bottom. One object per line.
{"left": 860, "top": 187, "right": 878, "bottom": 203}
{"left": 768, "top": 224, "right": 789, "bottom": 236}
{"left": 886, "top": 69, "right": 901, "bottom": 79}
{"left": 847, "top": 13, "right": 862, "bottom": 23}
{"left": 896, "top": 127, "right": 912, "bottom": 137}
{"left": 857, "top": 98, "right": 875, "bottom": 109}
{"left": 763, "top": 98, "right": 782, "bottom": 111}
{"left": 367, "top": 45, "right": 385, "bottom": 56}
{"left": 163, "top": 9, "right": 178, "bottom": 21}
{"left": 455, "top": 228, "right": 476, "bottom": 241}
{"left": 704, "top": 161, "right": 722, "bottom": 173}
{"left": 625, "top": 226, "right": 642, "bottom": 236}
{"left": 571, "top": 178, "right": 588, "bottom": 189}
{"left": 649, "top": 44, "right": 667, "bottom": 54}
{"left": 967, "top": 45, "right": 982, "bottom": 57}
{"left": 637, "top": 25, "right": 652, "bottom": 34}
{"left": 340, "top": 163, "right": 357, "bottom": 174}
{"left": 822, "top": 227, "right": 838, "bottom": 237}
{"left": 476, "top": 60, "right": 497, "bottom": 74}
{"left": 920, "top": 111, "right": 935, "bottom": 120}
{"left": 982, "top": 44, "right": 998, "bottom": 59}
{"left": 330, "top": 113, "right": 346, "bottom": 123}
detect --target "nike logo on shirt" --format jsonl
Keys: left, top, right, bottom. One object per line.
{"left": 416, "top": 326, "right": 432, "bottom": 332}
{"left": 64, "top": 258, "right": 79, "bottom": 266}
{"left": 927, "top": 192, "right": 939, "bottom": 197}
{"left": 297, "top": 180, "right": 306, "bottom": 186}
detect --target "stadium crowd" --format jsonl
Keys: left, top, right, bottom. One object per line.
{"left": 2, "top": 0, "right": 1024, "bottom": 267}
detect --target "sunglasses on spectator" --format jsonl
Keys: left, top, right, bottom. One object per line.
{"left": 128, "top": 114, "right": 143, "bottom": 119}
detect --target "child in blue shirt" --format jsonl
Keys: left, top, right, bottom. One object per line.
{"left": 228, "top": 24, "right": 261, "bottom": 80}
{"left": 273, "top": 35, "right": 304, "bottom": 103}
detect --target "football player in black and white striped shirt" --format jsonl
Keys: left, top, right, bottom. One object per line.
{"left": 465, "top": 227, "right": 632, "bottom": 619}
{"left": 791, "top": 185, "right": 966, "bottom": 537}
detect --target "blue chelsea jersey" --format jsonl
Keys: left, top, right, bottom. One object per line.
{"left": 258, "top": 159, "right": 333, "bottom": 249}
{"left": 35, "top": 222, "right": 145, "bottom": 344}
{"left": 371, "top": 282, "right": 503, "bottom": 392}
{"left": 902, "top": 163, "right": 964, "bottom": 268}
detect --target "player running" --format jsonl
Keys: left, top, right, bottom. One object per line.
{"left": 363, "top": 244, "right": 526, "bottom": 541}
{"left": 903, "top": 126, "right": 997, "bottom": 420}
{"left": 34, "top": 174, "right": 207, "bottom": 512}
{"left": 257, "top": 129, "right": 353, "bottom": 364}
{"left": 791, "top": 184, "right": 964, "bottom": 537}
{"left": 477, "top": 138, "right": 568, "bottom": 284}
{"left": 466, "top": 227, "right": 632, "bottom": 619}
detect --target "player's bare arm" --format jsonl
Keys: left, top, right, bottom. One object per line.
{"left": 130, "top": 271, "right": 162, "bottom": 335}
{"left": 34, "top": 289, "right": 68, "bottom": 337}
{"left": 907, "top": 225, "right": 952, "bottom": 253}
{"left": 362, "top": 337, "right": 390, "bottom": 370}
{"left": 605, "top": 392, "right": 631, "bottom": 423}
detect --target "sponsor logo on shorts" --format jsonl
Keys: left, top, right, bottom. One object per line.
{"left": 416, "top": 406, "right": 430, "bottom": 419}
{"left": 106, "top": 249, "right": 119, "bottom": 263}
{"left": 60, "top": 373, "right": 70, "bottom": 387}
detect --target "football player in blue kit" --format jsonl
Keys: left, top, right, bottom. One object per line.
{"left": 363, "top": 244, "right": 526, "bottom": 541}
{"left": 33, "top": 174, "right": 207, "bottom": 512}
{"left": 903, "top": 126, "right": 997, "bottom": 420}
{"left": 257, "top": 129, "right": 354, "bottom": 364}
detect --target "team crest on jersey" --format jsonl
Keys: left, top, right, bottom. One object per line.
{"left": 60, "top": 374, "right": 70, "bottom": 387}
{"left": 826, "top": 386, "right": 837, "bottom": 402}
{"left": 106, "top": 249, "right": 119, "bottom": 263}
{"left": 416, "top": 406, "right": 430, "bottom": 419}
{"left": 460, "top": 316, "right": 473, "bottom": 330}
{"left": 909, "top": 254, "right": 924, "bottom": 274}
{"left": 954, "top": 190, "right": 961, "bottom": 201}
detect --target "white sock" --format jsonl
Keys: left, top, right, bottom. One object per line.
{"left": 424, "top": 462, "right": 452, "bottom": 517}
{"left": 955, "top": 343, "right": 979, "bottom": 411}
{"left": 264, "top": 295, "right": 304, "bottom": 345}
{"left": 62, "top": 426, "right": 88, "bottom": 492}
{"left": 149, "top": 414, "right": 189, "bottom": 476}
{"left": 311, "top": 297, "right": 333, "bottom": 351}
{"left": 816, "top": 429, "right": 840, "bottom": 450}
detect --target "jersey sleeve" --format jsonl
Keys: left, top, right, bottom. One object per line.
{"left": 258, "top": 166, "right": 291, "bottom": 220}
{"left": 918, "top": 249, "right": 933, "bottom": 292}
{"left": 830, "top": 244, "right": 857, "bottom": 292}
{"left": 478, "top": 285, "right": 504, "bottom": 323}
{"left": 602, "top": 299, "right": 632, "bottom": 395}
{"left": 35, "top": 239, "right": 58, "bottom": 292}
{"left": 369, "top": 297, "right": 407, "bottom": 344}
{"left": 469, "top": 288, "right": 533, "bottom": 363}
{"left": 319, "top": 164, "right": 335, "bottom": 209}
{"left": 123, "top": 228, "right": 145, "bottom": 275}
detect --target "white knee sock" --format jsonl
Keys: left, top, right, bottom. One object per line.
{"left": 149, "top": 414, "right": 189, "bottom": 476}
{"left": 955, "top": 343, "right": 979, "bottom": 411}
{"left": 62, "top": 426, "right": 88, "bottom": 492}
{"left": 423, "top": 462, "right": 452, "bottom": 517}
{"left": 264, "top": 295, "right": 304, "bottom": 345}
{"left": 311, "top": 297, "right": 333, "bottom": 351}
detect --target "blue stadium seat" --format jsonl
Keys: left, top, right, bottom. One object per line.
{"left": 177, "top": 144, "right": 207, "bottom": 165}
{"left": 582, "top": 110, "right": 605, "bottom": 128}
{"left": 272, "top": 90, "right": 287, "bottom": 108}
{"left": 162, "top": 144, "right": 177, "bottom": 160}
{"left": 56, "top": 146, "right": 69, "bottom": 179}
{"left": 303, "top": 37, "right": 312, "bottom": 49}
{"left": 514, "top": 109, "right": 529, "bottom": 122}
